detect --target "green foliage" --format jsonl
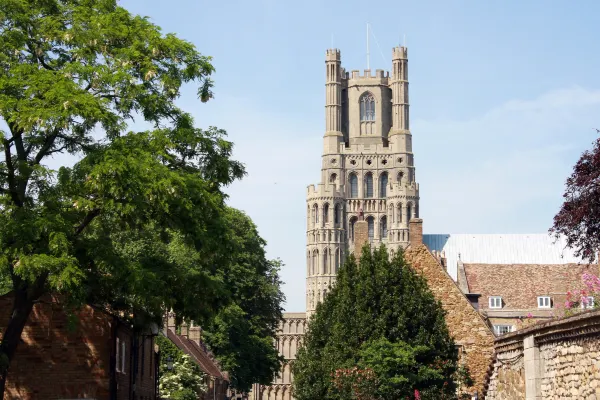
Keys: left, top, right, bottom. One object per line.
{"left": 0, "top": 2, "right": 289, "bottom": 395}
{"left": 292, "top": 245, "right": 460, "bottom": 400}
{"left": 202, "top": 208, "right": 285, "bottom": 392}
{"left": 156, "top": 335, "right": 207, "bottom": 400}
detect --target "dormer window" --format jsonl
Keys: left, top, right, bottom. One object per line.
{"left": 360, "top": 92, "right": 375, "bottom": 121}
{"left": 489, "top": 296, "right": 503, "bottom": 309}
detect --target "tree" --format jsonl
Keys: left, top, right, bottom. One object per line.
{"left": 292, "top": 245, "right": 460, "bottom": 400}
{"left": 202, "top": 208, "right": 285, "bottom": 392}
{"left": 156, "top": 335, "right": 207, "bottom": 400}
{"left": 0, "top": 1, "right": 246, "bottom": 396}
{"left": 550, "top": 132, "right": 600, "bottom": 263}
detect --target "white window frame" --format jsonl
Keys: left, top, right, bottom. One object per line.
{"left": 582, "top": 296, "right": 595, "bottom": 309}
{"left": 493, "top": 325, "right": 514, "bottom": 335}
{"left": 538, "top": 296, "right": 552, "bottom": 309}
{"left": 489, "top": 296, "right": 503, "bottom": 309}
{"left": 120, "top": 339, "right": 126, "bottom": 373}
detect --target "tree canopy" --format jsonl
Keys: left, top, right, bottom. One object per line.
{"left": 292, "top": 245, "right": 463, "bottom": 400}
{"left": 0, "top": 0, "right": 282, "bottom": 396}
{"left": 551, "top": 132, "right": 600, "bottom": 263}
{"left": 201, "top": 207, "right": 285, "bottom": 392}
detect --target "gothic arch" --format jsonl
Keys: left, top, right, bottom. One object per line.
{"left": 323, "top": 202, "right": 330, "bottom": 225}
{"left": 359, "top": 91, "right": 376, "bottom": 121}
{"left": 366, "top": 215, "right": 375, "bottom": 240}
{"left": 349, "top": 216, "right": 358, "bottom": 242}
{"left": 380, "top": 215, "right": 388, "bottom": 238}
{"left": 349, "top": 172, "right": 358, "bottom": 198}
{"left": 379, "top": 171, "right": 388, "bottom": 197}
{"left": 364, "top": 172, "right": 374, "bottom": 198}
{"left": 312, "top": 203, "right": 319, "bottom": 226}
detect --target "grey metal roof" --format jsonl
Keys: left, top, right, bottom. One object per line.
{"left": 422, "top": 233, "right": 586, "bottom": 280}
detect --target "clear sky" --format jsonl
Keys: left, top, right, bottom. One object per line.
{"left": 122, "top": 1, "right": 600, "bottom": 311}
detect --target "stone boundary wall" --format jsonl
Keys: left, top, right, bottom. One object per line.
{"left": 486, "top": 309, "right": 600, "bottom": 400}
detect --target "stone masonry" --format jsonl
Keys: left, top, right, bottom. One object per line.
{"left": 487, "top": 309, "right": 600, "bottom": 400}
{"left": 405, "top": 219, "right": 496, "bottom": 396}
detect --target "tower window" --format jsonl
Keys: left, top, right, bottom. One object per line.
{"left": 330, "top": 173, "right": 337, "bottom": 184}
{"left": 380, "top": 172, "right": 388, "bottom": 198}
{"left": 360, "top": 92, "right": 375, "bottom": 121}
{"left": 380, "top": 216, "right": 387, "bottom": 238}
{"left": 350, "top": 216, "right": 357, "bottom": 241}
{"left": 364, "top": 173, "right": 373, "bottom": 198}
{"left": 367, "top": 216, "right": 374, "bottom": 240}
{"left": 334, "top": 204, "right": 340, "bottom": 225}
{"left": 349, "top": 173, "right": 358, "bottom": 198}
{"left": 323, "top": 203, "right": 329, "bottom": 224}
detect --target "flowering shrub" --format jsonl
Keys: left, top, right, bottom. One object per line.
{"left": 331, "top": 367, "right": 378, "bottom": 400}
{"left": 564, "top": 272, "right": 599, "bottom": 316}
{"left": 159, "top": 354, "right": 207, "bottom": 400}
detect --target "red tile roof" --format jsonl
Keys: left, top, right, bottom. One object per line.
{"left": 464, "top": 263, "right": 598, "bottom": 310}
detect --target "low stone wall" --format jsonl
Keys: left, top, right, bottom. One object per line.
{"left": 486, "top": 309, "right": 600, "bottom": 399}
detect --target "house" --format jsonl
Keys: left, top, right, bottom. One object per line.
{"left": 423, "top": 234, "right": 599, "bottom": 336}
{"left": 163, "top": 315, "right": 229, "bottom": 400}
{"left": 0, "top": 292, "right": 158, "bottom": 400}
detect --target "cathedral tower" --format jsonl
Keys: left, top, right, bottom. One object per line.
{"left": 305, "top": 47, "right": 420, "bottom": 315}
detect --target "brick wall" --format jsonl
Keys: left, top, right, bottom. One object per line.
{"left": 353, "top": 220, "right": 369, "bottom": 261}
{"left": 0, "top": 294, "right": 113, "bottom": 399}
{"left": 0, "top": 293, "right": 157, "bottom": 400}
{"left": 405, "top": 243, "right": 496, "bottom": 396}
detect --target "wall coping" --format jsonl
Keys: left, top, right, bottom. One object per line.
{"left": 495, "top": 308, "right": 600, "bottom": 350}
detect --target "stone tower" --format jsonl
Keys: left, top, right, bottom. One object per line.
{"left": 305, "top": 46, "right": 420, "bottom": 315}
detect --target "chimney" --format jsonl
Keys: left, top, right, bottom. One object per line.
{"left": 180, "top": 322, "right": 189, "bottom": 338}
{"left": 354, "top": 209, "right": 370, "bottom": 262}
{"left": 408, "top": 218, "right": 423, "bottom": 246}
{"left": 189, "top": 323, "right": 202, "bottom": 345}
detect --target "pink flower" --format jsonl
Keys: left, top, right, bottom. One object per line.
{"left": 527, "top": 313, "right": 533, "bottom": 318}
{"left": 414, "top": 389, "right": 421, "bottom": 400}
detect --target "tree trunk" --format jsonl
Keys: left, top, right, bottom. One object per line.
{"left": 0, "top": 288, "right": 36, "bottom": 400}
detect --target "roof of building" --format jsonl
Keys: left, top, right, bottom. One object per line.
{"left": 166, "top": 328, "right": 227, "bottom": 380}
{"left": 423, "top": 234, "right": 586, "bottom": 280}
{"left": 464, "top": 263, "right": 597, "bottom": 310}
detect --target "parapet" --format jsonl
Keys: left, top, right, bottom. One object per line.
{"left": 392, "top": 46, "right": 408, "bottom": 60}
{"left": 307, "top": 183, "right": 345, "bottom": 199}
{"left": 326, "top": 48, "right": 341, "bottom": 62}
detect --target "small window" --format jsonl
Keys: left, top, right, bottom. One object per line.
{"left": 493, "top": 325, "right": 513, "bottom": 335}
{"left": 349, "top": 173, "right": 358, "bottom": 198}
{"left": 367, "top": 216, "right": 374, "bottom": 240}
{"left": 380, "top": 216, "right": 387, "bottom": 238}
{"left": 120, "top": 339, "right": 126, "bottom": 373}
{"left": 582, "top": 296, "right": 595, "bottom": 309}
{"left": 116, "top": 337, "right": 121, "bottom": 373}
{"left": 538, "top": 296, "right": 552, "bottom": 309}
{"left": 489, "top": 296, "right": 503, "bottom": 309}
{"left": 364, "top": 173, "right": 373, "bottom": 198}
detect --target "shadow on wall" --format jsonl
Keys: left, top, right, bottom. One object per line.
{"left": 0, "top": 294, "right": 116, "bottom": 400}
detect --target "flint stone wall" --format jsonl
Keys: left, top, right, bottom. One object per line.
{"left": 486, "top": 309, "right": 600, "bottom": 400}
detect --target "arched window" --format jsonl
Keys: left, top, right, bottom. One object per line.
{"left": 322, "top": 249, "right": 328, "bottom": 275}
{"left": 360, "top": 92, "right": 375, "bottom": 121}
{"left": 349, "top": 173, "right": 358, "bottom": 198}
{"left": 380, "top": 216, "right": 387, "bottom": 238}
{"left": 397, "top": 203, "right": 402, "bottom": 223}
{"left": 350, "top": 216, "right": 357, "bottom": 241}
{"left": 367, "top": 216, "right": 374, "bottom": 240}
{"left": 330, "top": 173, "right": 337, "bottom": 185}
{"left": 397, "top": 171, "right": 404, "bottom": 186}
{"left": 335, "top": 248, "right": 340, "bottom": 273}
{"left": 407, "top": 203, "right": 412, "bottom": 222}
{"left": 312, "top": 204, "right": 318, "bottom": 226}
{"left": 334, "top": 204, "right": 340, "bottom": 225}
{"left": 364, "top": 173, "right": 373, "bottom": 198}
{"left": 380, "top": 172, "right": 388, "bottom": 197}
{"left": 312, "top": 250, "right": 318, "bottom": 275}
{"left": 323, "top": 203, "right": 329, "bottom": 224}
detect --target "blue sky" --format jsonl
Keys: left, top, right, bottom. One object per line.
{"left": 120, "top": 1, "right": 599, "bottom": 311}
